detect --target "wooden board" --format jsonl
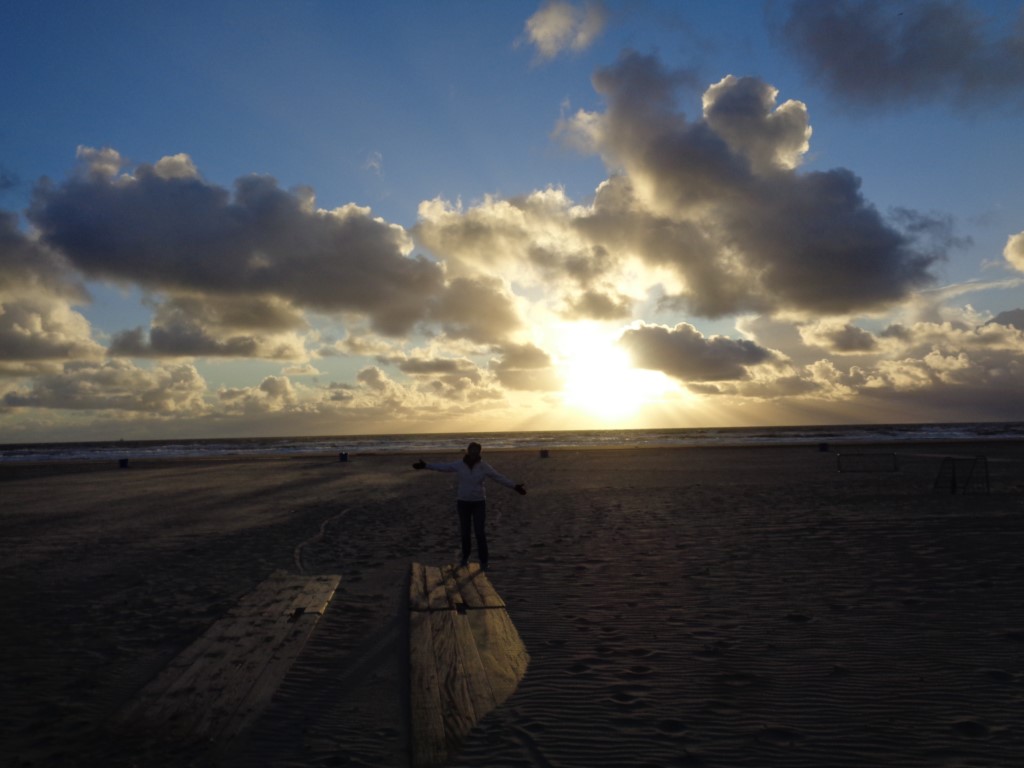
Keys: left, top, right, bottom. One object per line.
{"left": 118, "top": 571, "right": 340, "bottom": 742}
{"left": 409, "top": 562, "right": 529, "bottom": 768}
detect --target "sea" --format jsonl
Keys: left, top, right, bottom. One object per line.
{"left": 1, "top": 422, "right": 1022, "bottom": 463}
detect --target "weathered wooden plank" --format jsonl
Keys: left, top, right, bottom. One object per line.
{"left": 409, "top": 563, "right": 529, "bottom": 767}
{"left": 452, "top": 561, "right": 487, "bottom": 610}
{"left": 229, "top": 570, "right": 307, "bottom": 618}
{"left": 441, "top": 565, "right": 466, "bottom": 612}
{"left": 409, "top": 610, "right": 447, "bottom": 768}
{"left": 409, "top": 561, "right": 428, "bottom": 611}
{"left": 133, "top": 615, "right": 252, "bottom": 732}
{"left": 448, "top": 610, "right": 498, "bottom": 717}
{"left": 292, "top": 574, "right": 341, "bottom": 616}
{"left": 468, "top": 607, "right": 530, "bottom": 707}
{"left": 219, "top": 612, "right": 323, "bottom": 738}
{"left": 464, "top": 565, "right": 505, "bottom": 609}
{"left": 120, "top": 573, "right": 340, "bottom": 741}
{"left": 430, "top": 610, "right": 479, "bottom": 753}
{"left": 424, "top": 566, "right": 448, "bottom": 611}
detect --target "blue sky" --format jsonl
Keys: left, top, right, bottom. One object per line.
{"left": 3, "top": 0, "right": 1024, "bottom": 442}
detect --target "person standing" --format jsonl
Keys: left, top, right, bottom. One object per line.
{"left": 413, "top": 442, "right": 526, "bottom": 570}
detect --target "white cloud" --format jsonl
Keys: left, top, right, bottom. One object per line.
{"left": 521, "top": 1, "right": 607, "bottom": 60}
{"left": 1005, "top": 231, "right": 1024, "bottom": 272}
{"left": 3, "top": 360, "right": 209, "bottom": 414}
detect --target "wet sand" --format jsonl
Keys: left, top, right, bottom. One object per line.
{"left": 2, "top": 442, "right": 1023, "bottom": 766}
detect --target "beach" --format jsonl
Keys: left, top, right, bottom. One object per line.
{"left": 2, "top": 442, "right": 1024, "bottom": 767}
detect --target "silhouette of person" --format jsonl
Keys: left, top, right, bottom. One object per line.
{"left": 413, "top": 442, "right": 526, "bottom": 570}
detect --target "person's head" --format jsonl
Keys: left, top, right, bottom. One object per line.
{"left": 464, "top": 441, "right": 482, "bottom": 466}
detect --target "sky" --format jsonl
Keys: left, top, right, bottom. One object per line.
{"left": 3, "top": 0, "right": 1024, "bottom": 442}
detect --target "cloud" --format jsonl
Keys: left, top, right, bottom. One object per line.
{"left": 108, "top": 294, "right": 308, "bottom": 359}
{"left": 490, "top": 342, "right": 564, "bottom": 391}
{"left": 558, "top": 53, "right": 943, "bottom": 316}
{"left": 218, "top": 375, "right": 299, "bottom": 414}
{"left": 0, "top": 211, "right": 105, "bottom": 375}
{"left": 521, "top": 1, "right": 607, "bottom": 60}
{"left": 1006, "top": 231, "right": 1024, "bottom": 271}
{"left": 619, "top": 321, "right": 778, "bottom": 381}
{"left": 0, "top": 211, "right": 87, "bottom": 301}
{"left": 0, "top": 166, "right": 19, "bottom": 193}
{"left": 29, "top": 149, "right": 446, "bottom": 336}
{"left": 0, "top": 294, "right": 105, "bottom": 370}
{"left": 562, "top": 288, "right": 633, "bottom": 320}
{"left": 2, "top": 360, "right": 208, "bottom": 414}
{"left": 800, "top": 320, "right": 879, "bottom": 353}
{"left": 990, "top": 308, "right": 1024, "bottom": 329}
{"left": 780, "top": 0, "right": 1024, "bottom": 109}
{"left": 429, "top": 276, "right": 524, "bottom": 344}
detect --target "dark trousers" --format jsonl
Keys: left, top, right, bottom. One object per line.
{"left": 457, "top": 500, "right": 488, "bottom": 565}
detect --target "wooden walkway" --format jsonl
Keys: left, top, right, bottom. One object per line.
{"left": 118, "top": 571, "right": 340, "bottom": 742}
{"left": 409, "top": 562, "right": 529, "bottom": 768}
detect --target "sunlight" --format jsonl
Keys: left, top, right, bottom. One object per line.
{"left": 555, "top": 323, "right": 677, "bottom": 423}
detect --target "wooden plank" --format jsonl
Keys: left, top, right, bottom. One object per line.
{"left": 467, "top": 608, "right": 530, "bottom": 707}
{"left": 451, "top": 566, "right": 485, "bottom": 609}
{"left": 229, "top": 571, "right": 307, "bottom": 618}
{"left": 133, "top": 615, "right": 252, "bottom": 733}
{"left": 188, "top": 615, "right": 307, "bottom": 738}
{"left": 408, "top": 562, "right": 530, "bottom": 768}
{"left": 409, "top": 610, "right": 447, "bottom": 768}
{"left": 430, "top": 610, "right": 479, "bottom": 753}
{"left": 441, "top": 565, "right": 466, "bottom": 612}
{"left": 424, "top": 566, "right": 448, "bottom": 612}
{"left": 120, "top": 573, "right": 340, "bottom": 741}
{"left": 190, "top": 578, "right": 341, "bottom": 737}
{"left": 466, "top": 567, "right": 505, "bottom": 609}
{"left": 449, "top": 610, "right": 498, "bottom": 717}
{"left": 409, "top": 562, "right": 428, "bottom": 611}
{"left": 292, "top": 574, "right": 341, "bottom": 616}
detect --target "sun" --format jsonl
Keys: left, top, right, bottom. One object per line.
{"left": 555, "top": 322, "right": 676, "bottom": 422}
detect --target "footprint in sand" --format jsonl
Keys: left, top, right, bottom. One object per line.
{"left": 951, "top": 719, "right": 990, "bottom": 739}
{"left": 756, "top": 724, "right": 805, "bottom": 745}
{"left": 656, "top": 718, "right": 687, "bottom": 735}
{"left": 715, "top": 671, "right": 760, "bottom": 688}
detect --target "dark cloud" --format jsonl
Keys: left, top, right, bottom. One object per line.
{"left": 817, "top": 323, "right": 879, "bottom": 353}
{"left": 28, "top": 151, "right": 445, "bottom": 336}
{"left": 566, "top": 52, "right": 941, "bottom": 316}
{"left": 563, "top": 288, "right": 633, "bottom": 320}
{"left": 389, "top": 356, "right": 485, "bottom": 393}
{"left": 781, "top": 0, "right": 1024, "bottom": 108}
{"left": 0, "top": 211, "right": 88, "bottom": 300}
{"left": 108, "top": 325, "right": 298, "bottom": 359}
{"left": 0, "top": 166, "right": 19, "bottom": 193}
{"left": 619, "top": 322, "right": 777, "bottom": 381}
{"left": 429, "top": 276, "right": 523, "bottom": 344}
{"left": 108, "top": 294, "right": 306, "bottom": 359}
{"left": 990, "top": 308, "right": 1024, "bottom": 329}
{"left": 490, "top": 342, "right": 563, "bottom": 391}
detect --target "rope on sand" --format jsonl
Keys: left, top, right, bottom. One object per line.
{"left": 293, "top": 508, "right": 350, "bottom": 575}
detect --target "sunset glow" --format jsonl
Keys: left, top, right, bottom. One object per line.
{"left": 557, "top": 323, "right": 676, "bottom": 422}
{"left": 2, "top": 2, "right": 1023, "bottom": 442}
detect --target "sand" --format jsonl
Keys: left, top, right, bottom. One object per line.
{"left": 2, "top": 442, "right": 1024, "bottom": 767}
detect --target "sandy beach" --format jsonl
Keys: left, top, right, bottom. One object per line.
{"left": 2, "top": 441, "right": 1024, "bottom": 767}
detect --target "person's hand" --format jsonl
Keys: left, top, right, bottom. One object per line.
{"left": 412, "top": 459, "right": 426, "bottom": 470}
{"left": 514, "top": 483, "right": 527, "bottom": 495}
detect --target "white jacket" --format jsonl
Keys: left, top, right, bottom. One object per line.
{"left": 424, "top": 459, "right": 517, "bottom": 501}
